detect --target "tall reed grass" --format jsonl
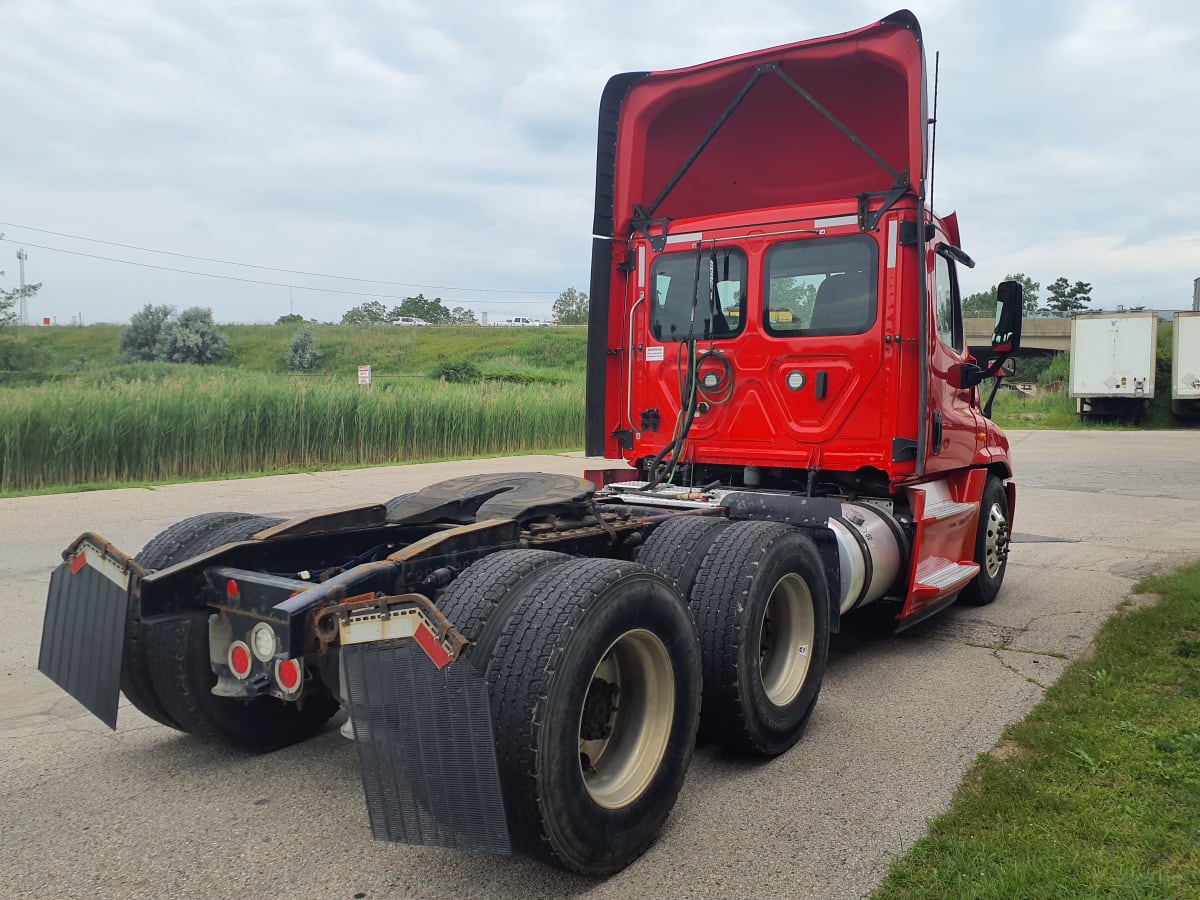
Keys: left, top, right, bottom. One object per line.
{"left": 0, "top": 371, "right": 584, "bottom": 493}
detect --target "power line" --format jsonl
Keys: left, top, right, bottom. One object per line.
{"left": 0, "top": 220, "right": 558, "bottom": 294}
{"left": 0, "top": 238, "right": 553, "bottom": 305}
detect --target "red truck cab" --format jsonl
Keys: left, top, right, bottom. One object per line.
{"left": 586, "top": 9, "right": 1020, "bottom": 625}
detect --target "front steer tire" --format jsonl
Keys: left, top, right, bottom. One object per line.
{"left": 485, "top": 558, "right": 702, "bottom": 875}
{"left": 959, "top": 475, "right": 1011, "bottom": 606}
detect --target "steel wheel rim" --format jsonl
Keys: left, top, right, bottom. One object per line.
{"left": 578, "top": 628, "right": 675, "bottom": 810}
{"left": 759, "top": 573, "right": 815, "bottom": 707}
{"left": 983, "top": 502, "right": 1009, "bottom": 578}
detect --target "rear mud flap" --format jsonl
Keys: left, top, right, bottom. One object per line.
{"left": 38, "top": 543, "right": 130, "bottom": 729}
{"left": 343, "top": 641, "right": 511, "bottom": 855}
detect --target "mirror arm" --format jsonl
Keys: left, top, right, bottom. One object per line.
{"left": 981, "top": 374, "right": 1002, "bottom": 419}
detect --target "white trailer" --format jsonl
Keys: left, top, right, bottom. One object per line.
{"left": 1069, "top": 312, "right": 1158, "bottom": 421}
{"left": 1173, "top": 311, "right": 1200, "bottom": 417}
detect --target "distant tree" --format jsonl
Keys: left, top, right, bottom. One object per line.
{"left": 450, "top": 306, "right": 477, "bottom": 325}
{"left": 0, "top": 289, "right": 16, "bottom": 327}
{"left": 553, "top": 287, "right": 589, "bottom": 325}
{"left": 276, "top": 313, "right": 305, "bottom": 325}
{"left": 0, "top": 282, "right": 42, "bottom": 326}
{"left": 121, "top": 304, "right": 229, "bottom": 364}
{"left": 154, "top": 307, "right": 230, "bottom": 364}
{"left": 1045, "top": 276, "right": 1092, "bottom": 314}
{"left": 962, "top": 288, "right": 997, "bottom": 318}
{"left": 341, "top": 300, "right": 389, "bottom": 325}
{"left": 286, "top": 326, "right": 323, "bottom": 371}
{"left": 390, "top": 294, "right": 452, "bottom": 325}
{"left": 962, "top": 273, "right": 1040, "bottom": 318}
{"left": 120, "top": 304, "right": 175, "bottom": 361}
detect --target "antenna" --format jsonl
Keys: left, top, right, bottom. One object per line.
{"left": 929, "top": 51, "right": 940, "bottom": 212}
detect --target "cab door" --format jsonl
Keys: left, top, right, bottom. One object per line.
{"left": 924, "top": 238, "right": 980, "bottom": 473}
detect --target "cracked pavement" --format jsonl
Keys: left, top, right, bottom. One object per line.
{"left": 2, "top": 432, "right": 1199, "bottom": 899}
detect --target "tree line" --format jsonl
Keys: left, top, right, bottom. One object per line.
{"left": 963, "top": 274, "right": 1096, "bottom": 317}
{"left": 333, "top": 288, "right": 590, "bottom": 327}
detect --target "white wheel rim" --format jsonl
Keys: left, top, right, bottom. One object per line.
{"left": 759, "top": 573, "right": 815, "bottom": 707}
{"left": 983, "top": 502, "right": 1009, "bottom": 578}
{"left": 578, "top": 629, "right": 675, "bottom": 810}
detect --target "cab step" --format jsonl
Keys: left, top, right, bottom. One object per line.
{"left": 912, "top": 558, "right": 979, "bottom": 599}
{"left": 920, "top": 499, "right": 975, "bottom": 523}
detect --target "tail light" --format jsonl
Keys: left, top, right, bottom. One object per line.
{"left": 228, "top": 641, "right": 253, "bottom": 679}
{"left": 275, "top": 658, "right": 303, "bottom": 694}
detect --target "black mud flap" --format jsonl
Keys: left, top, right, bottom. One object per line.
{"left": 38, "top": 538, "right": 132, "bottom": 729}
{"left": 343, "top": 640, "right": 511, "bottom": 855}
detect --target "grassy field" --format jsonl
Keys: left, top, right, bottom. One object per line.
{"left": 0, "top": 368, "right": 584, "bottom": 493}
{"left": 874, "top": 564, "right": 1200, "bottom": 898}
{"left": 0, "top": 322, "right": 588, "bottom": 380}
{"left": 0, "top": 324, "right": 590, "bottom": 494}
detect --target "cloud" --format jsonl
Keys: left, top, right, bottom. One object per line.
{"left": 1, "top": 0, "right": 1197, "bottom": 325}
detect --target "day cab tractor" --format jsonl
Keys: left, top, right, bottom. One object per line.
{"left": 38, "top": 10, "right": 1023, "bottom": 877}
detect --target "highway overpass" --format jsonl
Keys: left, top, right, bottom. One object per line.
{"left": 965, "top": 316, "right": 1069, "bottom": 357}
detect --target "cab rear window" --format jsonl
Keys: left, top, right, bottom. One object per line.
{"left": 650, "top": 248, "right": 747, "bottom": 342}
{"left": 764, "top": 236, "right": 877, "bottom": 336}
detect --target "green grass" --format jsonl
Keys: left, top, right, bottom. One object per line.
{"left": 0, "top": 370, "right": 584, "bottom": 494}
{"left": 874, "top": 564, "right": 1200, "bottom": 898}
{"left": 0, "top": 323, "right": 589, "bottom": 379}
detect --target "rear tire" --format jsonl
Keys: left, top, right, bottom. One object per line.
{"left": 138, "top": 514, "right": 339, "bottom": 750}
{"left": 689, "top": 520, "right": 831, "bottom": 755}
{"left": 486, "top": 558, "right": 701, "bottom": 875}
{"left": 127, "top": 512, "right": 279, "bottom": 728}
{"left": 959, "top": 475, "right": 1010, "bottom": 606}
{"left": 147, "top": 612, "right": 339, "bottom": 752}
{"left": 635, "top": 516, "right": 729, "bottom": 599}
{"left": 435, "top": 549, "right": 571, "bottom": 668}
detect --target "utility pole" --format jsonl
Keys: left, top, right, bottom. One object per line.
{"left": 16, "top": 248, "right": 27, "bottom": 326}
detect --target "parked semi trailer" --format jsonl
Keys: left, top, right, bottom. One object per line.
{"left": 38, "top": 10, "right": 1023, "bottom": 876}
{"left": 1069, "top": 311, "right": 1158, "bottom": 421}
{"left": 1172, "top": 311, "right": 1200, "bottom": 418}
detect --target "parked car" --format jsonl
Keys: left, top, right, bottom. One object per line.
{"left": 394, "top": 316, "right": 430, "bottom": 327}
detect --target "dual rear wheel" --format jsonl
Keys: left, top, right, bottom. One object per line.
{"left": 638, "top": 517, "right": 831, "bottom": 756}
{"left": 440, "top": 551, "right": 701, "bottom": 875}
{"left": 126, "top": 513, "right": 338, "bottom": 751}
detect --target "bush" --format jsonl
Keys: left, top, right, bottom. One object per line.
{"left": 119, "top": 304, "right": 174, "bottom": 362}
{"left": 120, "top": 305, "right": 230, "bottom": 365}
{"left": 430, "top": 356, "right": 482, "bottom": 383}
{"left": 286, "top": 327, "right": 323, "bottom": 371}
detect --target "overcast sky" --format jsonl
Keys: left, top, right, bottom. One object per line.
{"left": 3, "top": 1, "right": 1197, "bottom": 325}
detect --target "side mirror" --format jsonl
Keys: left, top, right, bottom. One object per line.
{"left": 992, "top": 280, "right": 1023, "bottom": 354}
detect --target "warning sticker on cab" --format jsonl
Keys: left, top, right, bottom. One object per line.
{"left": 645, "top": 346, "right": 664, "bottom": 362}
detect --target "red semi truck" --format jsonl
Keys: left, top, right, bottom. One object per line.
{"left": 39, "top": 10, "right": 1022, "bottom": 876}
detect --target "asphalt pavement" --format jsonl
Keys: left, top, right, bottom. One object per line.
{"left": 2, "top": 432, "right": 1198, "bottom": 899}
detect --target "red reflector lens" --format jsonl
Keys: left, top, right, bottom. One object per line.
{"left": 228, "top": 642, "right": 252, "bottom": 679}
{"left": 226, "top": 579, "right": 239, "bottom": 598}
{"left": 275, "top": 658, "right": 302, "bottom": 693}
